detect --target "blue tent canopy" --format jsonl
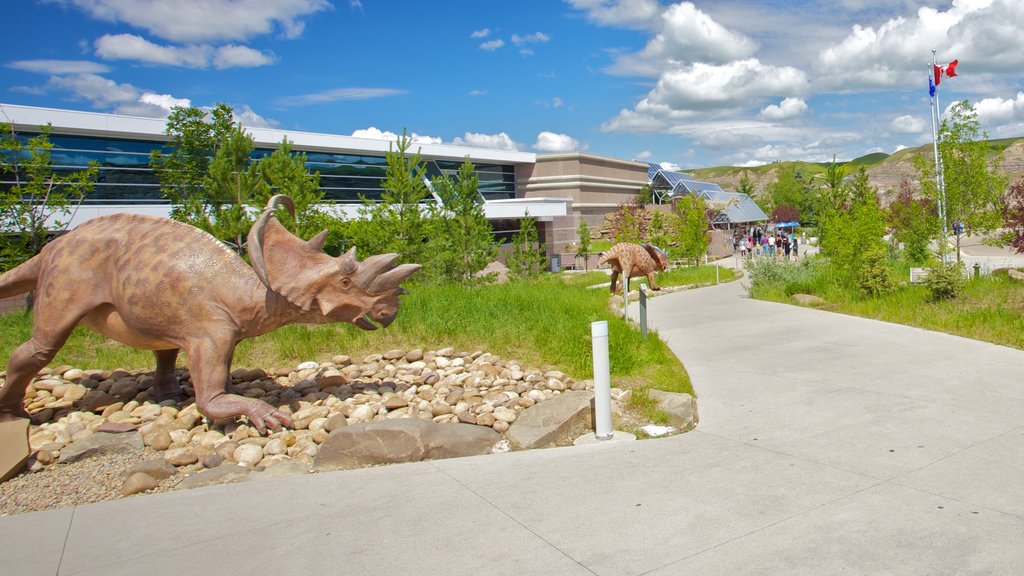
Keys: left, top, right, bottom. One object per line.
{"left": 773, "top": 221, "right": 800, "bottom": 228}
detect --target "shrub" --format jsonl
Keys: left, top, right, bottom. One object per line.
{"left": 857, "top": 245, "right": 896, "bottom": 296}
{"left": 923, "top": 260, "right": 966, "bottom": 301}
{"left": 746, "top": 256, "right": 826, "bottom": 298}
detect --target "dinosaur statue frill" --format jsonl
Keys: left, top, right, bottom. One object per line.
{"left": 0, "top": 195, "right": 419, "bottom": 478}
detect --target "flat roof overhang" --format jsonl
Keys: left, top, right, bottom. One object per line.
{"left": 0, "top": 103, "right": 537, "bottom": 165}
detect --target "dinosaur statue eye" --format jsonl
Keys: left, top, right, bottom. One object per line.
{"left": 339, "top": 277, "right": 353, "bottom": 289}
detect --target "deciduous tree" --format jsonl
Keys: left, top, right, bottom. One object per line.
{"left": 0, "top": 123, "right": 98, "bottom": 270}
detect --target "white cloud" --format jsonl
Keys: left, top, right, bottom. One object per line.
{"left": 894, "top": 144, "right": 909, "bottom": 152}
{"left": 479, "top": 39, "right": 504, "bottom": 51}
{"left": 973, "top": 91, "right": 1024, "bottom": 137}
{"left": 511, "top": 32, "right": 550, "bottom": 45}
{"left": 232, "top": 104, "right": 279, "bottom": 128}
{"left": 46, "top": 73, "right": 140, "bottom": 108}
{"left": 604, "top": 59, "right": 808, "bottom": 133}
{"left": 280, "top": 87, "right": 405, "bottom": 106}
{"left": 470, "top": 28, "right": 490, "bottom": 39}
{"left": 658, "top": 161, "right": 682, "bottom": 172}
{"left": 452, "top": 132, "right": 525, "bottom": 151}
{"left": 607, "top": 2, "right": 758, "bottom": 76}
{"left": 40, "top": 73, "right": 192, "bottom": 118}
{"left": 7, "top": 59, "right": 111, "bottom": 74}
{"left": 469, "top": 89, "right": 487, "bottom": 96}
{"left": 565, "top": 0, "right": 662, "bottom": 30}
{"left": 735, "top": 160, "right": 768, "bottom": 168}
{"left": 94, "top": 34, "right": 273, "bottom": 69}
{"left": 350, "top": 127, "right": 441, "bottom": 145}
{"left": 534, "top": 131, "right": 585, "bottom": 152}
{"left": 214, "top": 45, "right": 275, "bottom": 69}
{"left": 635, "top": 150, "right": 652, "bottom": 160}
{"left": 814, "top": 0, "right": 1024, "bottom": 91}
{"left": 64, "top": 0, "right": 332, "bottom": 43}
{"left": 95, "top": 34, "right": 209, "bottom": 67}
{"left": 759, "top": 97, "right": 808, "bottom": 121}
{"left": 889, "top": 114, "right": 927, "bottom": 134}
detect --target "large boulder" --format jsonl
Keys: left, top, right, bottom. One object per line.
{"left": 791, "top": 293, "right": 827, "bottom": 307}
{"left": 647, "top": 390, "right": 699, "bottom": 431}
{"left": 313, "top": 419, "right": 501, "bottom": 472}
{"left": 1007, "top": 268, "right": 1024, "bottom": 281}
{"left": 178, "top": 464, "right": 252, "bottom": 490}
{"left": 506, "top": 390, "right": 594, "bottom": 450}
{"left": 0, "top": 418, "right": 31, "bottom": 482}
{"left": 59, "top": 431, "right": 144, "bottom": 463}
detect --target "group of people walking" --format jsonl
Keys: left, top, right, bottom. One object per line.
{"left": 735, "top": 227, "right": 798, "bottom": 260}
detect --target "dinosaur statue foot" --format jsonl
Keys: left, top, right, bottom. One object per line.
{"left": 202, "top": 395, "right": 295, "bottom": 435}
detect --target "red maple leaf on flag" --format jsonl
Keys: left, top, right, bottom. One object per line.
{"left": 934, "top": 59, "right": 958, "bottom": 86}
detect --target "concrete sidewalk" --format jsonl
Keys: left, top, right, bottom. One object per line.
{"left": 3, "top": 281, "right": 1023, "bottom": 575}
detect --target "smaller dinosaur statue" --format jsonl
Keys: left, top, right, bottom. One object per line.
{"left": 598, "top": 242, "right": 668, "bottom": 294}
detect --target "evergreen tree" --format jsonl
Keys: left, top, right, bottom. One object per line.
{"left": 819, "top": 167, "right": 888, "bottom": 284}
{"left": 507, "top": 213, "right": 546, "bottom": 279}
{"left": 430, "top": 158, "right": 496, "bottom": 284}
{"left": 255, "top": 137, "right": 326, "bottom": 241}
{"left": 203, "top": 123, "right": 267, "bottom": 253}
{"left": 350, "top": 130, "right": 432, "bottom": 265}
{"left": 575, "top": 218, "right": 592, "bottom": 271}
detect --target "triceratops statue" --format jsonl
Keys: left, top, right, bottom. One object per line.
{"left": 0, "top": 195, "right": 419, "bottom": 434}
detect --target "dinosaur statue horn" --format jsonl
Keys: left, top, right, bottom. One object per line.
{"left": 306, "top": 229, "right": 329, "bottom": 252}
{"left": 359, "top": 253, "right": 401, "bottom": 284}
{"left": 248, "top": 195, "right": 296, "bottom": 287}
{"left": 366, "top": 263, "right": 422, "bottom": 294}
{"left": 338, "top": 247, "right": 357, "bottom": 274}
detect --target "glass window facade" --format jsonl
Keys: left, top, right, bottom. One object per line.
{"left": 1, "top": 131, "right": 518, "bottom": 205}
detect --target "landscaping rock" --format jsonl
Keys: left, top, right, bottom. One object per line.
{"left": 127, "top": 458, "right": 177, "bottom": 481}
{"left": 1008, "top": 269, "right": 1024, "bottom": 281}
{"left": 647, "top": 390, "right": 699, "bottom": 431}
{"left": 506, "top": 390, "right": 594, "bottom": 450}
{"left": 791, "top": 293, "right": 827, "bottom": 307}
{"left": 0, "top": 418, "right": 31, "bottom": 482}
{"left": 313, "top": 419, "right": 500, "bottom": 472}
{"left": 178, "top": 464, "right": 252, "bottom": 490}
{"left": 60, "top": 431, "right": 144, "bottom": 463}
{"left": 122, "top": 472, "right": 159, "bottom": 496}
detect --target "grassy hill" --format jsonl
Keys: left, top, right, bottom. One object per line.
{"left": 685, "top": 136, "right": 1024, "bottom": 198}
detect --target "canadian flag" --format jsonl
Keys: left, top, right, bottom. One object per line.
{"left": 934, "top": 59, "right": 958, "bottom": 86}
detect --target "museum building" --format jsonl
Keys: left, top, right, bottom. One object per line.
{"left": 1, "top": 103, "right": 763, "bottom": 262}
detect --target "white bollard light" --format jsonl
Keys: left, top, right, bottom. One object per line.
{"left": 591, "top": 321, "right": 613, "bottom": 440}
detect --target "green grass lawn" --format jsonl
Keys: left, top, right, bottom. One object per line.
{"left": 0, "top": 274, "right": 694, "bottom": 399}
{"left": 751, "top": 260, "right": 1024, "bottom": 350}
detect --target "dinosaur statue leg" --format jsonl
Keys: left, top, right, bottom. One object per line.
{"left": 187, "top": 339, "right": 293, "bottom": 434}
{"left": 152, "top": 349, "right": 185, "bottom": 402}
{"left": 609, "top": 268, "right": 620, "bottom": 293}
{"left": 0, "top": 315, "right": 81, "bottom": 422}
{"left": 646, "top": 272, "right": 662, "bottom": 290}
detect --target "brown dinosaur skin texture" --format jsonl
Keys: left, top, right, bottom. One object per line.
{"left": 597, "top": 243, "right": 668, "bottom": 294}
{"left": 0, "top": 196, "right": 419, "bottom": 434}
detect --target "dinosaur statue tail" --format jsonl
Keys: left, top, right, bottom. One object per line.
{"left": 0, "top": 255, "right": 42, "bottom": 300}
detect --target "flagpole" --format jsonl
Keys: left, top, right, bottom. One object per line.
{"left": 930, "top": 50, "right": 948, "bottom": 262}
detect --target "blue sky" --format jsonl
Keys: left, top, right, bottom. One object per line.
{"left": 3, "top": 0, "right": 1023, "bottom": 170}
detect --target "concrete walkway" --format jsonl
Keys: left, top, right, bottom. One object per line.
{"left": 3, "top": 280, "right": 1023, "bottom": 575}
